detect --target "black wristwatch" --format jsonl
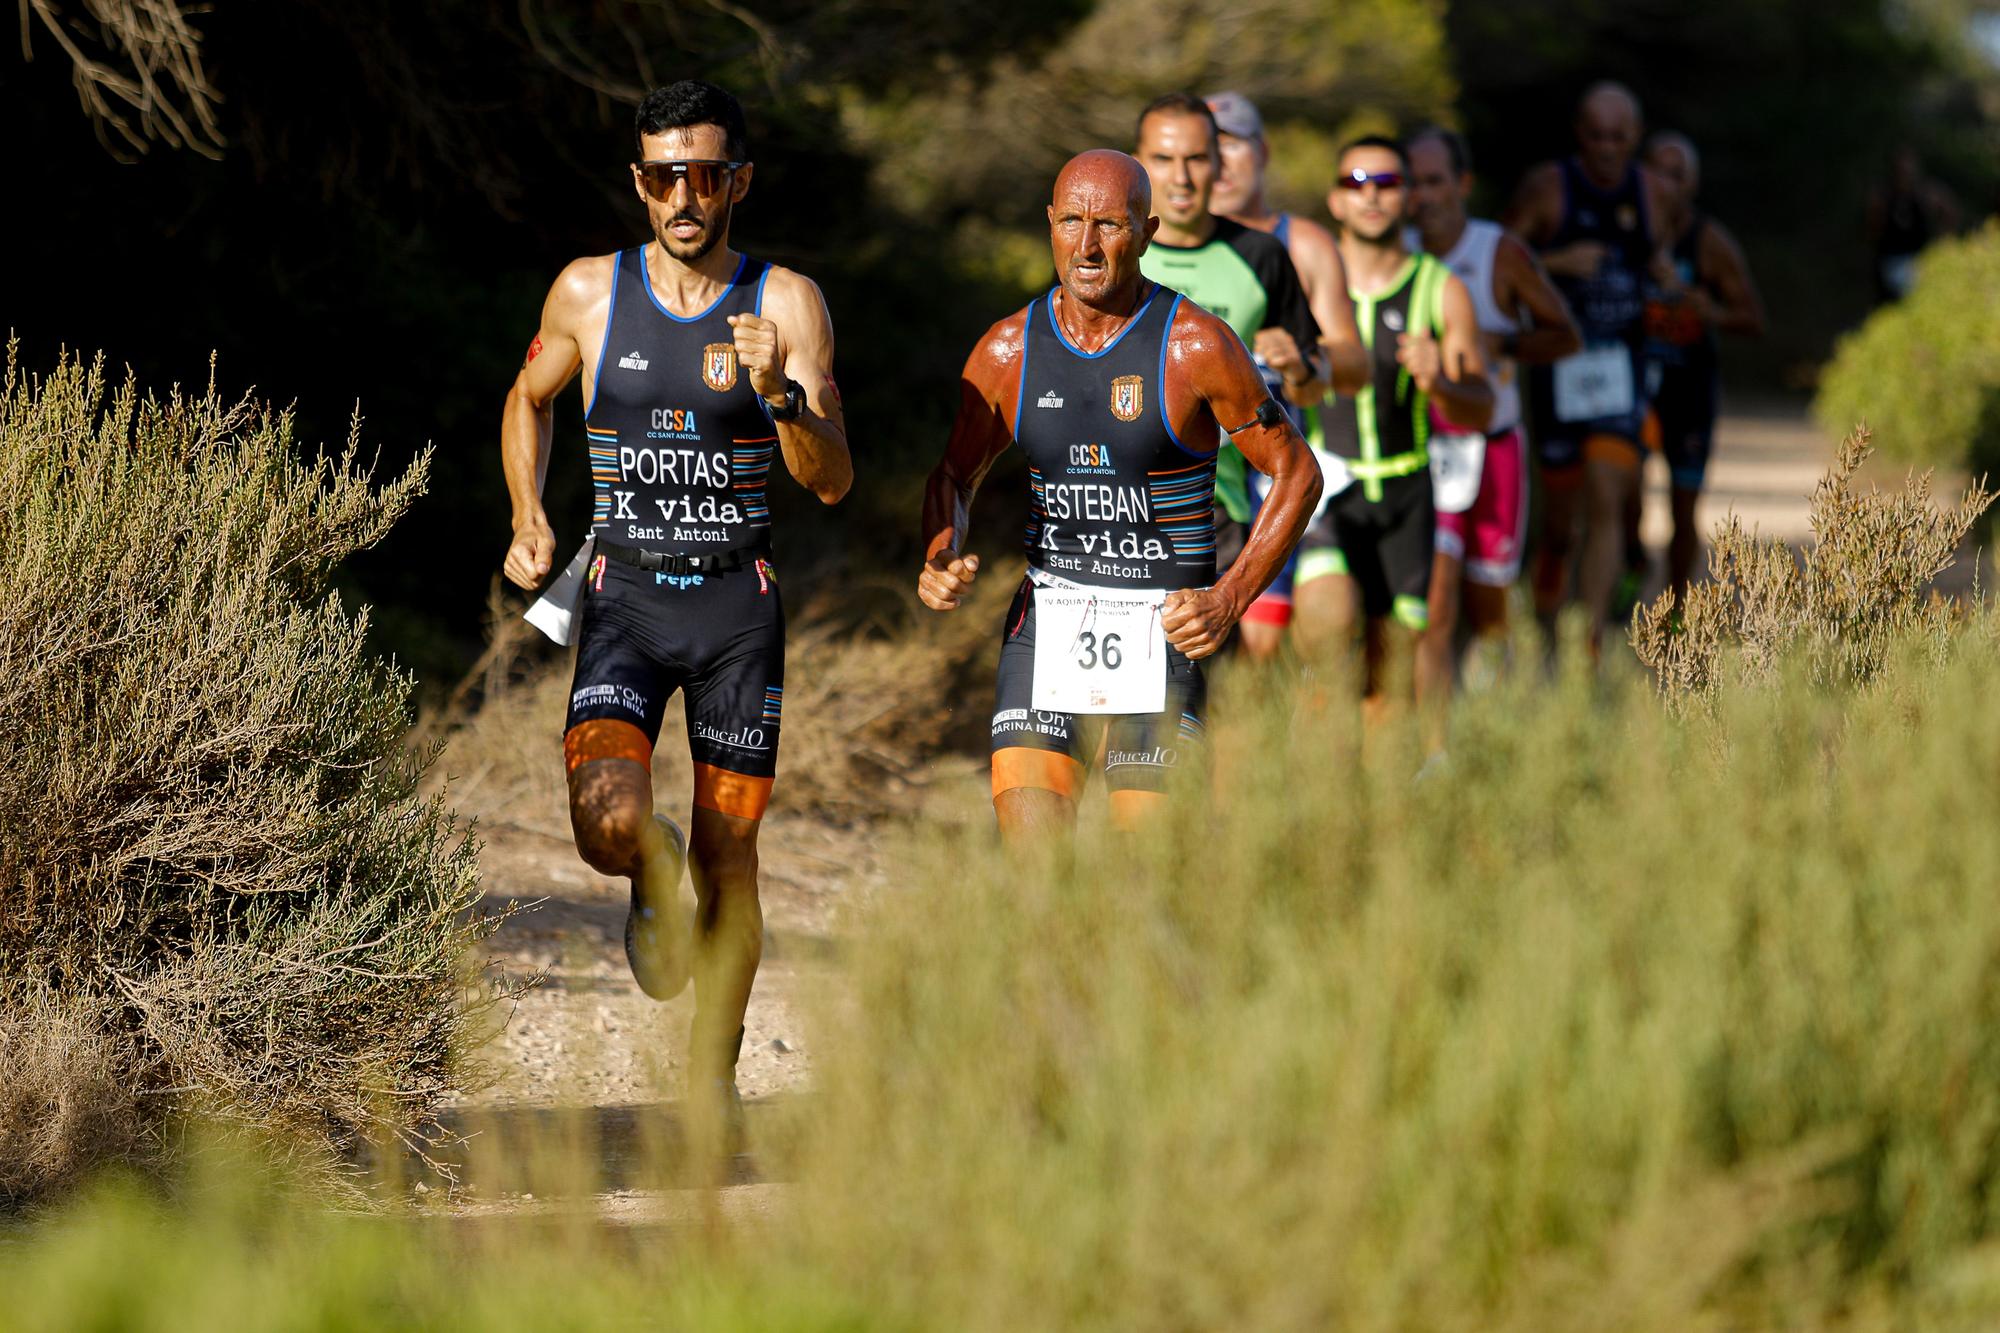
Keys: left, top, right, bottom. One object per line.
{"left": 763, "top": 378, "right": 806, "bottom": 422}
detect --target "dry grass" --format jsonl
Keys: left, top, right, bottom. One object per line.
{"left": 1633, "top": 426, "right": 1994, "bottom": 707}
{"left": 0, "top": 345, "right": 494, "bottom": 1205}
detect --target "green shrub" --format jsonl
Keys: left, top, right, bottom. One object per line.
{"left": 0, "top": 344, "right": 489, "bottom": 1206}
{"left": 1815, "top": 222, "right": 2000, "bottom": 478}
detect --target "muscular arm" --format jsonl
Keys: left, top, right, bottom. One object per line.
{"left": 1697, "top": 220, "right": 1766, "bottom": 338}
{"left": 1286, "top": 217, "right": 1369, "bottom": 395}
{"left": 500, "top": 258, "right": 600, "bottom": 589}
{"left": 1161, "top": 306, "right": 1320, "bottom": 656}
{"left": 732, "top": 268, "right": 851, "bottom": 505}
{"left": 1426, "top": 274, "right": 1495, "bottom": 432}
{"left": 916, "top": 315, "right": 1023, "bottom": 612}
{"left": 1494, "top": 234, "right": 1582, "bottom": 365}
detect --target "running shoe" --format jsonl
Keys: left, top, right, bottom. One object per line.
{"left": 624, "top": 813, "right": 690, "bottom": 1000}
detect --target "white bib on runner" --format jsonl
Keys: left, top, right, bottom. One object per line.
{"left": 1029, "top": 574, "right": 1168, "bottom": 715}
{"left": 1428, "top": 432, "right": 1485, "bottom": 515}
{"left": 1552, "top": 342, "right": 1635, "bottom": 423}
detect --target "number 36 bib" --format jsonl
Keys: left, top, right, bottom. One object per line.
{"left": 1031, "top": 586, "right": 1169, "bottom": 715}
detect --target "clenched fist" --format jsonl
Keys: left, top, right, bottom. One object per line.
{"left": 726, "top": 313, "right": 787, "bottom": 398}
{"left": 1161, "top": 585, "right": 1234, "bottom": 660}
{"left": 505, "top": 517, "right": 556, "bottom": 590}
{"left": 918, "top": 549, "right": 980, "bottom": 612}
{"left": 1395, "top": 331, "right": 1444, "bottom": 396}
{"left": 1253, "top": 326, "right": 1307, "bottom": 385}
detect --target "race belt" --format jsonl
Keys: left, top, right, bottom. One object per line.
{"left": 598, "top": 537, "right": 770, "bottom": 576}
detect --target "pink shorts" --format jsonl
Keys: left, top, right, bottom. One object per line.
{"left": 1434, "top": 427, "right": 1527, "bottom": 588}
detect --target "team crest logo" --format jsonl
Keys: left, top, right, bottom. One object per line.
{"left": 1615, "top": 203, "right": 1639, "bottom": 232}
{"left": 701, "top": 343, "right": 738, "bottom": 392}
{"left": 1110, "top": 374, "right": 1144, "bottom": 422}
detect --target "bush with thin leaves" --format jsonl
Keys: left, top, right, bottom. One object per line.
{"left": 0, "top": 344, "right": 490, "bottom": 1206}
{"left": 1632, "top": 427, "right": 1993, "bottom": 706}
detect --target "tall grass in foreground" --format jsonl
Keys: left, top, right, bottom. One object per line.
{"left": 802, "top": 625, "right": 2000, "bottom": 1330}
{"left": 9, "top": 626, "right": 2000, "bottom": 1329}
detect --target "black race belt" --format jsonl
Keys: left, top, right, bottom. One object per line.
{"left": 598, "top": 538, "right": 769, "bottom": 576}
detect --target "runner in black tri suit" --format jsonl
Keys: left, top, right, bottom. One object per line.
{"left": 499, "top": 81, "right": 851, "bottom": 1158}
{"left": 1294, "top": 135, "right": 1491, "bottom": 738}
{"left": 1640, "top": 131, "right": 1765, "bottom": 607}
{"left": 917, "top": 149, "right": 1319, "bottom": 838}
{"left": 1505, "top": 81, "right": 1673, "bottom": 651}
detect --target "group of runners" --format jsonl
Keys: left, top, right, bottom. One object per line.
{"left": 496, "top": 78, "right": 1763, "bottom": 1151}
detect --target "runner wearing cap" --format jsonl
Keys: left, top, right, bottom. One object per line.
{"left": 1206, "top": 89, "right": 1368, "bottom": 656}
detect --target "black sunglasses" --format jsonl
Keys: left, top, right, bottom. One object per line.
{"left": 635, "top": 159, "right": 747, "bottom": 201}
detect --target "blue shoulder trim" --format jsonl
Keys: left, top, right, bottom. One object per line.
{"left": 1012, "top": 297, "right": 1034, "bottom": 438}
{"left": 753, "top": 260, "right": 772, "bottom": 317}
{"left": 584, "top": 250, "right": 625, "bottom": 422}
{"left": 639, "top": 247, "right": 748, "bottom": 323}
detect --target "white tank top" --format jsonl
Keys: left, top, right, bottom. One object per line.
{"left": 1434, "top": 218, "right": 1521, "bottom": 433}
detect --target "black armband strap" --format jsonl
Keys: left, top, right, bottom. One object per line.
{"left": 1224, "top": 396, "right": 1287, "bottom": 437}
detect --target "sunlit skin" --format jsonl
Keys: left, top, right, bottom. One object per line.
{"left": 917, "top": 149, "right": 1321, "bottom": 839}
{"left": 1637, "top": 134, "right": 1766, "bottom": 606}
{"left": 494, "top": 117, "right": 854, "bottom": 1139}
{"left": 1297, "top": 144, "right": 1490, "bottom": 744}
{"left": 1502, "top": 82, "right": 1676, "bottom": 652}
{"left": 1405, "top": 133, "right": 1581, "bottom": 663}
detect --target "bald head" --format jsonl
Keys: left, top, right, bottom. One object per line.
{"left": 1054, "top": 149, "right": 1152, "bottom": 227}
{"left": 1047, "top": 149, "right": 1159, "bottom": 309}
{"left": 1575, "top": 79, "right": 1643, "bottom": 186}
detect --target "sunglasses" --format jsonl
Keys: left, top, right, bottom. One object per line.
{"left": 1334, "top": 169, "right": 1406, "bottom": 191}
{"left": 635, "top": 159, "right": 746, "bottom": 201}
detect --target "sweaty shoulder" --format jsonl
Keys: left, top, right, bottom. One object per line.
{"left": 964, "top": 305, "right": 1031, "bottom": 402}
{"left": 1164, "top": 298, "right": 1244, "bottom": 371}
{"left": 548, "top": 254, "right": 615, "bottom": 324}
{"left": 1505, "top": 161, "right": 1565, "bottom": 233}
{"left": 752, "top": 262, "right": 827, "bottom": 321}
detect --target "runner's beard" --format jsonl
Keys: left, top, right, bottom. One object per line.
{"left": 657, "top": 196, "right": 732, "bottom": 263}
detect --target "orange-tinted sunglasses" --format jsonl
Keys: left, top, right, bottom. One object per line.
{"left": 635, "top": 158, "right": 745, "bottom": 201}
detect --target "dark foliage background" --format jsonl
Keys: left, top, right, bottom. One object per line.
{"left": 8, "top": 0, "right": 1996, "bottom": 682}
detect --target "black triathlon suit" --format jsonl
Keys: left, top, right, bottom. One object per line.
{"left": 1642, "top": 213, "right": 1721, "bottom": 491}
{"left": 566, "top": 246, "right": 786, "bottom": 782}
{"left": 1529, "top": 157, "right": 1653, "bottom": 469}
{"left": 1297, "top": 253, "right": 1447, "bottom": 632}
{"left": 991, "top": 284, "right": 1217, "bottom": 793}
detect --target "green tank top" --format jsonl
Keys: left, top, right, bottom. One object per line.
{"left": 1140, "top": 230, "right": 1272, "bottom": 525}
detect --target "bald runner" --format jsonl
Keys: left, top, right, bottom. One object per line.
{"left": 1505, "top": 80, "right": 1674, "bottom": 649}
{"left": 918, "top": 149, "right": 1320, "bottom": 835}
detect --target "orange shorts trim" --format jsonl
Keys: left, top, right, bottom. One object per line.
{"left": 1640, "top": 407, "right": 1663, "bottom": 453}
{"left": 1107, "top": 789, "right": 1168, "bottom": 831}
{"left": 1584, "top": 432, "right": 1644, "bottom": 469}
{"left": 564, "top": 719, "right": 652, "bottom": 773}
{"left": 693, "top": 762, "right": 773, "bottom": 821}
{"left": 991, "top": 746, "right": 1085, "bottom": 803}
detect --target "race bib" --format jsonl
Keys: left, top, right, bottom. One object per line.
{"left": 1552, "top": 343, "right": 1635, "bottom": 423}
{"left": 1428, "top": 432, "right": 1485, "bottom": 515}
{"left": 523, "top": 535, "right": 597, "bottom": 646}
{"left": 1031, "top": 586, "right": 1168, "bottom": 715}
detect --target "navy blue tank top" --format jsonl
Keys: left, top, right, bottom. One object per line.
{"left": 584, "top": 246, "right": 777, "bottom": 553}
{"left": 1014, "top": 284, "right": 1216, "bottom": 592}
{"left": 1548, "top": 158, "right": 1652, "bottom": 349}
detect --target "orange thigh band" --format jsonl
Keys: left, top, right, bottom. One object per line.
{"left": 564, "top": 718, "right": 652, "bottom": 772}
{"left": 1107, "top": 789, "right": 1168, "bottom": 831}
{"left": 693, "top": 762, "right": 774, "bottom": 821}
{"left": 1583, "top": 432, "right": 1644, "bottom": 469}
{"left": 991, "top": 746, "right": 1085, "bottom": 803}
